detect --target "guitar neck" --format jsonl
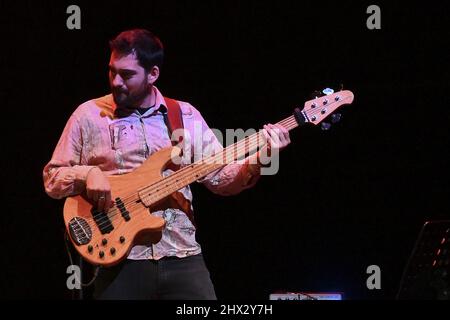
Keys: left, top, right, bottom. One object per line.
{"left": 138, "top": 115, "right": 299, "bottom": 206}
{"left": 136, "top": 89, "right": 355, "bottom": 206}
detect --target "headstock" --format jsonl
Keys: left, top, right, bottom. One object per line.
{"left": 294, "top": 88, "right": 354, "bottom": 129}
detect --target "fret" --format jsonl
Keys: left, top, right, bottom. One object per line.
{"left": 139, "top": 113, "right": 311, "bottom": 206}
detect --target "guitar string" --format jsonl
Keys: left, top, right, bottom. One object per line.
{"left": 87, "top": 112, "right": 316, "bottom": 231}
{"left": 105, "top": 96, "right": 344, "bottom": 210}
{"left": 83, "top": 129, "right": 271, "bottom": 230}
{"left": 83, "top": 119, "right": 291, "bottom": 230}
{"left": 126, "top": 94, "right": 350, "bottom": 206}
{"left": 82, "top": 105, "right": 336, "bottom": 232}
{"left": 77, "top": 96, "right": 350, "bottom": 231}
{"left": 88, "top": 115, "right": 300, "bottom": 230}
{"left": 100, "top": 94, "right": 346, "bottom": 212}
{"left": 107, "top": 95, "right": 349, "bottom": 211}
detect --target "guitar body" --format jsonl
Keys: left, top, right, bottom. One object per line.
{"left": 63, "top": 147, "right": 182, "bottom": 267}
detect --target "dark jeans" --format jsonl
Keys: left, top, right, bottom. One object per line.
{"left": 93, "top": 254, "right": 217, "bottom": 300}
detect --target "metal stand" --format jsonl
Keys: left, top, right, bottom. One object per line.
{"left": 397, "top": 220, "right": 450, "bottom": 299}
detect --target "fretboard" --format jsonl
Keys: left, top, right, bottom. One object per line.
{"left": 138, "top": 115, "right": 299, "bottom": 206}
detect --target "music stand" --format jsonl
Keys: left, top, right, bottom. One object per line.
{"left": 396, "top": 220, "right": 450, "bottom": 299}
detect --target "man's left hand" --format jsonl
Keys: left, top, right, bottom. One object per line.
{"left": 262, "top": 123, "right": 291, "bottom": 155}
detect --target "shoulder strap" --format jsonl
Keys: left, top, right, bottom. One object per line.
{"left": 162, "top": 97, "right": 184, "bottom": 146}
{"left": 161, "top": 97, "right": 196, "bottom": 226}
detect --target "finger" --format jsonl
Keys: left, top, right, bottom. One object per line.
{"left": 97, "top": 193, "right": 105, "bottom": 212}
{"left": 281, "top": 127, "right": 291, "bottom": 143}
{"left": 261, "top": 127, "right": 272, "bottom": 156}
{"left": 280, "top": 130, "right": 287, "bottom": 142}
{"left": 262, "top": 128, "right": 270, "bottom": 145}
{"left": 268, "top": 126, "right": 282, "bottom": 148}
{"left": 265, "top": 124, "right": 274, "bottom": 138}
{"left": 105, "top": 191, "right": 112, "bottom": 210}
{"left": 95, "top": 192, "right": 105, "bottom": 211}
{"left": 276, "top": 124, "right": 289, "bottom": 139}
{"left": 86, "top": 189, "right": 93, "bottom": 200}
{"left": 269, "top": 124, "right": 282, "bottom": 136}
{"left": 272, "top": 124, "right": 289, "bottom": 146}
{"left": 96, "top": 193, "right": 105, "bottom": 211}
{"left": 92, "top": 192, "right": 99, "bottom": 203}
{"left": 273, "top": 124, "right": 285, "bottom": 136}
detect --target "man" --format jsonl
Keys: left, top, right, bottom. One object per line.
{"left": 43, "top": 29, "right": 290, "bottom": 299}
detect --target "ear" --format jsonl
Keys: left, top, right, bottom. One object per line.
{"left": 147, "top": 66, "right": 160, "bottom": 85}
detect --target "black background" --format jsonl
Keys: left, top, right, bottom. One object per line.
{"left": 1, "top": 0, "right": 449, "bottom": 300}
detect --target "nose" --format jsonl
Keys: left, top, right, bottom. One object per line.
{"left": 111, "top": 74, "right": 124, "bottom": 87}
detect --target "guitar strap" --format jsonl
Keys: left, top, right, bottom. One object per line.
{"left": 161, "top": 97, "right": 196, "bottom": 227}
{"left": 162, "top": 97, "right": 184, "bottom": 146}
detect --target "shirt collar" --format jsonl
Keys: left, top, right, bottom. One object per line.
{"left": 100, "top": 85, "right": 167, "bottom": 119}
{"left": 134, "top": 86, "right": 167, "bottom": 117}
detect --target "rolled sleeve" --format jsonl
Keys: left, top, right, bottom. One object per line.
{"left": 187, "top": 104, "right": 261, "bottom": 196}
{"left": 201, "top": 160, "right": 261, "bottom": 196}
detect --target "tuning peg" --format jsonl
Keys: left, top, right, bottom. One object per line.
{"left": 321, "top": 122, "right": 331, "bottom": 131}
{"left": 322, "top": 88, "right": 334, "bottom": 96}
{"left": 331, "top": 113, "right": 342, "bottom": 123}
{"left": 310, "top": 90, "right": 323, "bottom": 99}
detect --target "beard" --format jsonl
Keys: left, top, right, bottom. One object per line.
{"left": 112, "top": 79, "right": 150, "bottom": 110}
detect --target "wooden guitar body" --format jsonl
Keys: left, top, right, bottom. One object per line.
{"left": 63, "top": 147, "right": 182, "bottom": 267}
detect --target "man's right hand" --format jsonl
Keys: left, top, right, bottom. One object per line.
{"left": 86, "top": 167, "right": 113, "bottom": 212}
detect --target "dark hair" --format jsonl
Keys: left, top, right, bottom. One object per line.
{"left": 109, "top": 29, "right": 164, "bottom": 71}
